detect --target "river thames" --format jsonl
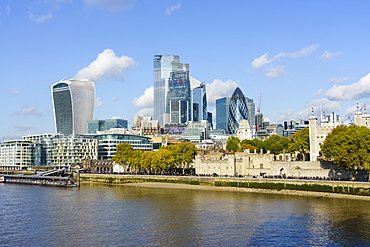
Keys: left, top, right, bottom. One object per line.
{"left": 1, "top": 183, "right": 370, "bottom": 246}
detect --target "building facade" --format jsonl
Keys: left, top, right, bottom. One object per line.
{"left": 88, "top": 118, "right": 128, "bottom": 134}
{"left": 181, "top": 120, "right": 211, "bottom": 142}
{"left": 216, "top": 97, "right": 230, "bottom": 131}
{"left": 51, "top": 79, "right": 95, "bottom": 135}
{"left": 153, "top": 55, "right": 189, "bottom": 125}
{"left": 168, "top": 70, "right": 191, "bottom": 124}
{"left": 131, "top": 116, "right": 162, "bottom": 136}
{"left": 192, "top": 83, "right": 207, "bottom": 122}
{"left": 246, "top": 97, "right": 256, "bottom": 128}
{"left": 0, "top": 140, "right": 41, "bottom": 170}
{"left": 94, "top": 128, "right": 152, "bottom": 159}
{"left": 50, "top": 135, "right": 98, "bottom": 167}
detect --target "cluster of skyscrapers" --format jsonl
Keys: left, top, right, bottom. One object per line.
{"left": 0, "top": 54, "right": 258, "bottom": 170}
{"left": 153, "top": 54, "right": 254, "bottom": 134}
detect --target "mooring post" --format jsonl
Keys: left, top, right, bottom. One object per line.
{"left": 77, "top": 170, "right": 80, "bottom": 187}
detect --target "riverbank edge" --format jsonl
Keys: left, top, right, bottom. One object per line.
{"left": 79, "top": 174, "right": 370, "bottom": 201}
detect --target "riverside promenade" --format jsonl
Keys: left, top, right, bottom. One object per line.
{"left": 80, "top": 174, "right": 370, "bottom": 200}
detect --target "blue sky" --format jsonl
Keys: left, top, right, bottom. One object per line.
{"left": 2, "top": 0, "right": 370, "bottom": 140}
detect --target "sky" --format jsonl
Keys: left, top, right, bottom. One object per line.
{"left": 2, "top": 0, "right": 370, "bottom": 141}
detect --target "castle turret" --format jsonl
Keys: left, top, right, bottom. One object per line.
{"left": 309, "top": 106, "right": 318, "bottom": 161}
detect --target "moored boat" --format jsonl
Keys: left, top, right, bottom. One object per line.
{"left": 0, "top": 176, "right": 4, "bottom": 183}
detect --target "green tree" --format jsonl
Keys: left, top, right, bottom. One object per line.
{"left": 129, "top": 149, "right": 144, "bottom": 174}
{"left": 156, "top": 147, "right": 175, "bottom": 174}
{"left": 241, "top": 139, "right": 265, "bottom": 153}
{"left": 321, "top": 125, "right": 370, "bottom": 179}
{"left": 287, "top": 128, "right": 309, "bottom": 160}
{"left": 112, "top": 143, "right": 134, "bottom": 172}
{"left": 264, "top": 135, "right": 290, "bottom": 154}
{"left": 141, "top": 151, "right": 155, "bottom": 174}
{"left": 226, "top": 136, "right": 240, "bottom": 152}
{"left": 166, "top": 142, "right": 197, "bottom": 174}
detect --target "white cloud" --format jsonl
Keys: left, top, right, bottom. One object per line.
{"left": 344, "top": 105, "right": 359, "bottom": 118}
{"left": 273, "top": 109, "right": 296, "bottom": 122}
{"left": 29, "top": 13, "right": 53, "bottom": 23}
{"left": 112, "top": 96, "right": 118, "bottom": 102}
{"left": 265, "top": 66, "right": 286, "bottom": 78}
{"left": 330, "top": 76, "right": 350, "bottom": 83}
{"left": 273, "top": 98, "right": 341, "bottom": 122}
{"left": 84, "top": 0, "right": 135, "bottom": 11}
{"left": 75, "top": 49, "right": 137, "bottom": 82}
{"left": 95, "top": 98, "right": 105, "bottom": 108}
{"left": 279, "top": 44, "right": 319, "bottom": 58}
{"left": 135, "top": 107, "right": 153, "bottom": 117}
{"left": 206, "top": 79, "right": 238, "bottom": 106}
{"left": 132, "top": 86, "right": 153, "bottom": 108}
{"left": 251, "top": 53, "right": 271, "bottom": 69}
{"left": 320, "top": 50, "right": 340, "bottom": 61}
{"left": 165, "top": 3, "right": 181, "bottom": 15}
{"left": 6, "top": 0, "right": 12, "bottom": 15}
{"left": 190, "top": 76, "right": 202, "bottom": 89}
{"left": 313, "top": 89, "right": 323, "bottom": 96}
{"left": 311, "top": 98, "right": 341, "bottom": 114}
{"left": 251, "top": 44, "right": 319, "bottom": 71}
{"left": 8, "top": 90, "right": 20, "bottom": 94}
{"left": 12, "top": 106, "right": 42, "bottom": 117}
{"left": 326, "top": 73, "right": 370, "bottom": 101}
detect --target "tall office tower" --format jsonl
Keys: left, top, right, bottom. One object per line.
{"left": 192, "top": 82, "right": 207, "bottom": 122}
{"left": 246, "top": 97, "right": 256, "bottom": 128}
{"left": 215, "top": 97, "right": 231, "bottom": 131}
{"left": 255, "top": 113, "right": 264, "bottom": 131}
{"left": 228, "top": 87, "right": 249, "bottom": 134}
{"left": 168, "top": 70, "right": 191, "bottom": 124}
{"left": 52, "top": 79, "right": 95, "bottom": 135}
{"left": 153, "top": 55, "right": 189, "bottom": 125}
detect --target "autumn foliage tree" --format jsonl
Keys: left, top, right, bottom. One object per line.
{"left": 113, "top": 142, "right": 197, "bottom": 175}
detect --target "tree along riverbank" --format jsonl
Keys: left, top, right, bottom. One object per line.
{"left": 79, "top": 174, "right": 370, "bottom": 199}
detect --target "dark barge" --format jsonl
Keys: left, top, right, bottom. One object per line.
{"left": 1, "top": 169, "right": 80, "bottom": 187}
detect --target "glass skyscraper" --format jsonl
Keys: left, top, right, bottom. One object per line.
{"left": 192, "top": 82, "right": 207, "bottom": 122}
{"left": 216, "top": 97, "right": 230, "bottom": 131}
{"left": 168, "top": 70, "right": 191, "bottom": 124}
{"left": 228, "top": 87, "right": 249, "bottom": 134}
{"left": 153, "top": 55, "right": 189, "bottom": 125}
{"left": 51, "top": 79, "right": 95, "bottom": 135}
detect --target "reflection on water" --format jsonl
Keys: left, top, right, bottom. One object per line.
{"left": 1, "top": 183, "right": 370, "bottom": 246}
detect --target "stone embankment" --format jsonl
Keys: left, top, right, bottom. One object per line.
{"left": 79, "top": 174, "right": 370, "bottom": 200}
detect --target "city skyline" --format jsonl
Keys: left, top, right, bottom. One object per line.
{"left": 2, "top": 1, "right": 370, "bottom": 140}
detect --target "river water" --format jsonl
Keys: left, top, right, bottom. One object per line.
{"left": 1, "top": 183, "right": 370, "bottom": 246}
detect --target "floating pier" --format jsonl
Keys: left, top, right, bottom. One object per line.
{"left": 1, "top": 169, "right": 80, "bottom": 187}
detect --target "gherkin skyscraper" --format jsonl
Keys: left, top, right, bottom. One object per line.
{"left": 227, "top": 87, "right": 249, "bottom": 134}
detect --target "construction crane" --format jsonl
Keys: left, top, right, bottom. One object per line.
{"left": 257, "top": 93, "right": 262, "bottom": 113}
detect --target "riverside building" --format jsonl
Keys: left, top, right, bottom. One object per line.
{"left": 0, "top": 140, "right": 41, "bottom": 170}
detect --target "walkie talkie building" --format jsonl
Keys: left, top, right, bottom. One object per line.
{"left": 51, "top": 79, "right": 95, "bottom": 135}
